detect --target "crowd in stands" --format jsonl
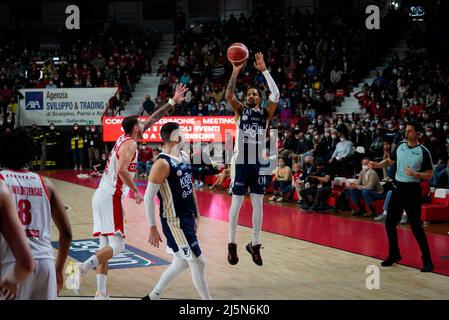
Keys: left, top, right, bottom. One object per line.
{"left": 0, "top": 18, "right": 161, "bottom": 128}
{"left": 1, "top": 8, "right": 448, "bottom": 220}
{"left": 153, "top": 8, "right": 402, "bottom": 118}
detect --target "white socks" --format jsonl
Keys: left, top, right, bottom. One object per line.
{"left": 81, "top": 255, "right": 98, "bottom": 276}
{"left": 229, "top": 193, "right": 264, "bottom": 245}
{"left": 150, "top": 252, "right": 189, "bottom": 299}
{"left": 250, "top": 193, "right": 264, "bottom": 246}
{"left": 228, "top": 195, "right": 244, "bottom": 243}
{"left": 188, "top": 255, "right": 212, "bottom": 300}
{"left": 150, "top": 253, "right": 212, "bottom": 300}
{"left": 96, "top": 274, "right": 107, "bottom": 295}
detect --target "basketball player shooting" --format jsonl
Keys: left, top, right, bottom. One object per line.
{"left": 226, "top": 52, "right": 279, "bottom": 266}
{"left": 76, "top": 84, "right": 187, "bottom": 299}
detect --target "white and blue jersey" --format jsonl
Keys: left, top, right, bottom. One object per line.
{"left": 390, "top": 142, "right": 433, "bottom": 183}
{"left": 232, "top": 106, "right": 268, "bottom": 195}
{"left": 157, "top": 151, "right": 201, "bottom": 258}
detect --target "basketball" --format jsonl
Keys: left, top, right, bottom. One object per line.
{"left": 227, "top": 43, "right": 249, "bottom": 65}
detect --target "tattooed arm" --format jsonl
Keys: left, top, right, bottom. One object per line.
{"left": 143, "top": 84, "right": 188, "bottom": 131}
{"left": 225, "top": 63, "right": 245, "bottom": 116}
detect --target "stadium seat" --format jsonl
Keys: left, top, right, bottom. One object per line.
{"left": 422, "top": 188, "right": 449, "bottom": 222}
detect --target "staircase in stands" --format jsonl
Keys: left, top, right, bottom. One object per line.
{"left": 122, "top": 34, "right": 175, "bottom": 116}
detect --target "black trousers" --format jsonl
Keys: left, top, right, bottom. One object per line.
{"left": 300, "top": 186, "right": 332, "bottom": 207}
{"left": 385, "top": 182, "right": 432, "bottom": 263}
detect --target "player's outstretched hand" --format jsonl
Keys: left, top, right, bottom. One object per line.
{"left": 134, "top": 190, "right": 143, "bottom": 204}
{"left": 231, "top": 61, "right": 247, "bottom": 74}
{"left": 149, "top": 227, "right": 162, "bottom": 248}
{"left": 173, "top": 84, "right": 188, "bottom": 105}
{"left": 253, "top": 52, "right": 267, "bottom": 72}
{"left": 0, "top": 276, "right": 18, "bottom": 300}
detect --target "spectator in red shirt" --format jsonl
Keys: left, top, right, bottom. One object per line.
{"left": 137, "top": 144, "right": 153, "bottom": 177}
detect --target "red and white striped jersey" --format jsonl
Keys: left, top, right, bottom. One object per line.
{"left": 99, "top": 134, "right": 138, "bottom": 196}
{"left": 0, "top": 169, "right": 54, "bottom": 264}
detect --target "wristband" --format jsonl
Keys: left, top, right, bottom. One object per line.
{"left": 168, "top": 98, "right": 176, "bottom": 107}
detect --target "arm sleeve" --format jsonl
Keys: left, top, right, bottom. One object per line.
{"left": 262, "top": 70, "right": 280, "bottom": 103}
{"left": 144, "top": 182, "right": 161, "bottom": 227}
{"left": 420, "top": 146, "right": 433, "bottom": 172}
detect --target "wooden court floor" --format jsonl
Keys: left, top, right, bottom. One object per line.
{"left": 51, "top": 178, "right": 449, "bottom": 300}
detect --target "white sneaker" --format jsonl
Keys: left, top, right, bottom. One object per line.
{"left": 269, "top": 196, "right": 276, "bottom": 201}
{"left": 276, "top": 197, "right": 284, "bottom": 202}
{"left": 374, "top": 213, "right": 387, "bottom": 222}
{"left": 94, "top": 291, "right": 110, "bottom": 300}
{"left": 65, "top": 262, "right": 81, "bottom": 295}
{"left": 400, "top": 215, "right": 408, "bottom": 224}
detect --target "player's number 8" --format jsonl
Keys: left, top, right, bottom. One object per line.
{"left": 17, "top": 199, "right": 32, "bottom": 225}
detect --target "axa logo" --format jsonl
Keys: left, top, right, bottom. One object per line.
{"left": 25, "top": 92, "right": 44, "bottom": 110}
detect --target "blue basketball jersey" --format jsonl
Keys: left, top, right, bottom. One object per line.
{"left": 157, "top": 151, "right": 196, "bottom": 219}
{"left": 234, "top": 106, "right": 268, "bottom": 165}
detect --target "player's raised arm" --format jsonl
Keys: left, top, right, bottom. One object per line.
{"left": 142, "top": 84, "right": 188, "bottom": 131}
{"left": 43, "top": 177, "right": 72, "bottom": 294}
{"left": 225, "top": 63, "right": 245, "bottom": 115}
{"left": 144, "top": 159, "right": 170, "bottom": 248}
{"left": 253, "top": 52, "right": 279, "bottom": 119}
{"left": 117, "top": 139, "right": 142, "bottom": 204}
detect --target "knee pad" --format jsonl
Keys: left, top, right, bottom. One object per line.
{"left": 109, "top": 236, "right": 125, "bottom": 256}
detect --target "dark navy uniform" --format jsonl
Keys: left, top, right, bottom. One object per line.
{"left": 157, "top": 151, "right": 201, "bottom": 259}
{"left": 232, "top": 106, "right": 268, "bottom": 195}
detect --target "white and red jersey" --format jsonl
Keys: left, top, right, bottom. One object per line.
{"left": 0, "top": 169, "right": 54, "bottom": 264}
{"left": 99, "top": 134, "right": 138, "bottom": 197}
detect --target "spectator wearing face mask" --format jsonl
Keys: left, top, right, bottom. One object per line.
{"left": 91, "top": 152, "right": 109, "bottom": 177}
{"left": 44, "top": 123, "right": 61, "bottom": 169}
{"left": 299, "top": 160, "right": 332, "bottom": 212}
{"left": 85, "top": 126, "right": 102, "bottom": 169}
{"left": 350, "top": 126, "right": 369, "bottom": 150}
{"left": 280, "top": 129, "right": 297, "bottom": 160}
{"left": 394, "top": 123, "right": 406, "bottom": 145}
{"left": 349, "top": 158, "right": 384, "bottom": 217}
{"left": 429, "top": 135, "right": 449, "bottom": 188}
{"left": 269, "top": 157, "right": 293, "bottom": 202}
{"left": 291, "top": 162, "right": 304, "bottom": 204}
{"left": 368, "top": 127, "right": 384, "bottom": 160}
{"left": 137, "top": 144, "right": 153, "bottom": 177}
{"left": 325, "top": 129, "right": 339, "bottom": 159}
{"left": 295, "top": 132, "right": 312, "bottom": 157}
{"left": 70, "top": 123, "right": 84, "bottom": 171}
{"left": 329, "top": 132, "right": 353, "bottom": 164}
{"left": 29, "top": 124, "right": 44, "bottom": 170}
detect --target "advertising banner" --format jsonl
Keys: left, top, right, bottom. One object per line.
{"left": 19, "top": 88, "right": 118, "bottom": 126}
{"left": 102, "top": 116, "right": 236, "bottom": 142}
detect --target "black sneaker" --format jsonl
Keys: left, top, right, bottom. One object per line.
{"left": 246, "top": 242, "right": 263, "bottom": 266}
{"left": 381, "top": 255, "right": 402, "bottom": 267}
{"left": 228, "top": 243, "right": 239, "bottom": 265}
{"left": 421, "top": 261, "right": 434, "bottom": 273}
{"left": 141, "top": 294, "right": 152, "bottom": 301}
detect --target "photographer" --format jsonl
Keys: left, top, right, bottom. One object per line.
{"left": 300, "top": 160, "right": 332, "bottom": 212}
